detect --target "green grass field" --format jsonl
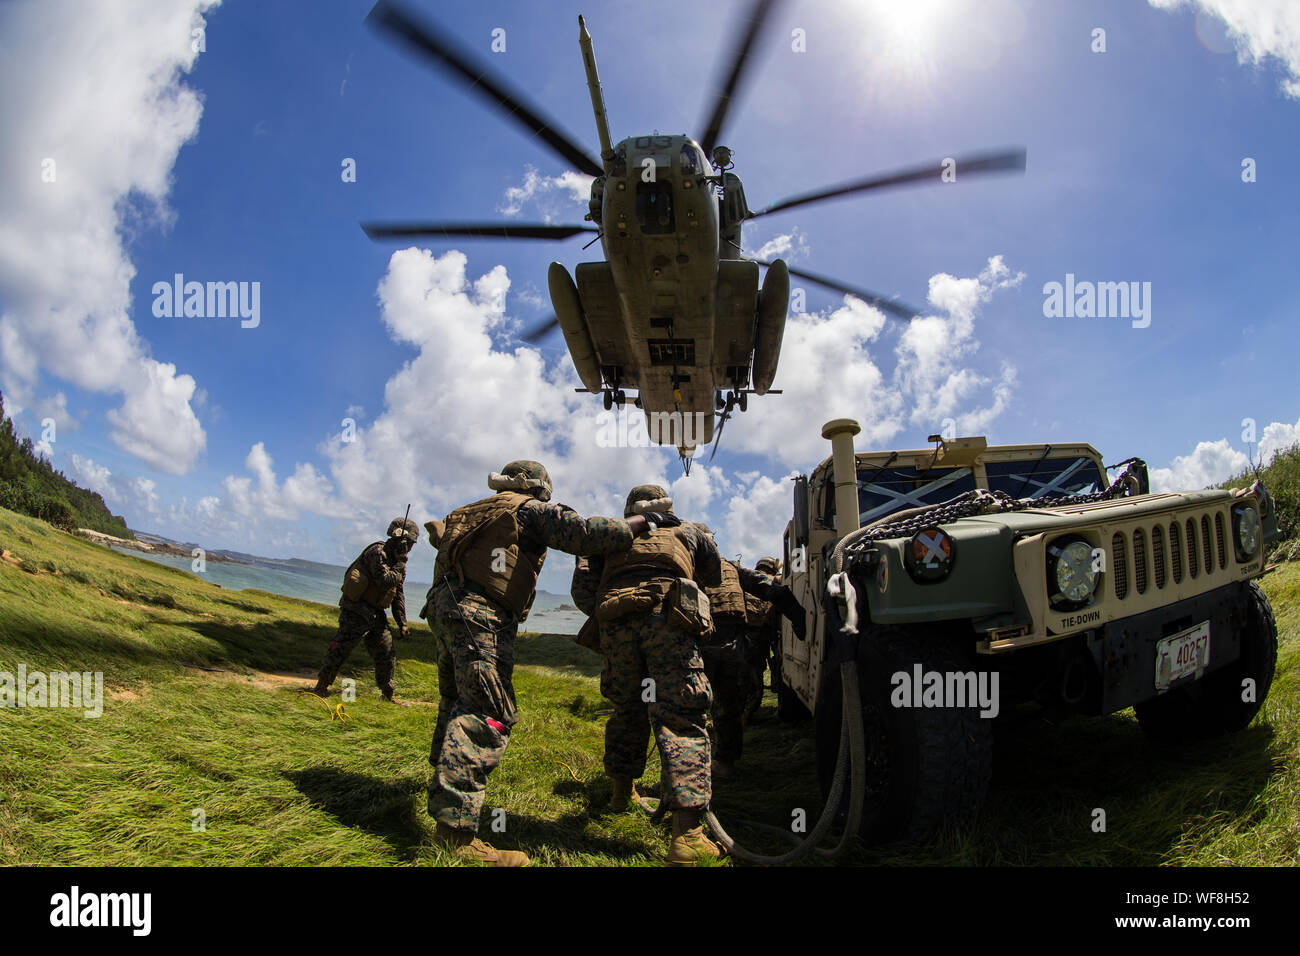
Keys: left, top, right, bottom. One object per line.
{"left": 1, "top": 505, "right": 1297, "bottom": 866}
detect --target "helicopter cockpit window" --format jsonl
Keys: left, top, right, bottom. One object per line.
{"left": 985, "top": 457, "right": 1104, "bottom": 500}
{"left": 679, "top": 144, "right": 705, "bottom": 176}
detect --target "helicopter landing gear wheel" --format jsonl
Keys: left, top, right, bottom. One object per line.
{"left": 614, "top": 389, "right": 627, "bottom": 406}
{"left": 737, "top": 391, "right": 748, "bottom": 412}
{"left": 715, "top": 391, "right": 726, "bottom": 411}
{"left": 602, "top": 390, "right": 613, "bottom": 410}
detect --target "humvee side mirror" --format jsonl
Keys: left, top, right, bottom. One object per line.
{"left": 793, "top": 475, "right": 809, "bottom": 548}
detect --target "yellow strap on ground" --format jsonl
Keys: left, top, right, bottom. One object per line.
{"left": 302, "top": 691, "right": 351, "bottom": 721}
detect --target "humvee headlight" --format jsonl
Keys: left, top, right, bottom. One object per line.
{"left": 1047, "top": 536, "right": 1098, "bottom": 610}
{"left": 906, "top": 527, "right": 954, "bottom": 583}
{"left": 1233, "top": 505, "right": 1261, "bottom": 560}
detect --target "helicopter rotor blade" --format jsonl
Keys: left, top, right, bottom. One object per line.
{"left": 522, "top": 314, "right": 561, "bottom": 343}
{"left": 366, "top": 0, "right": 603, "bottom": 177}
{"left": 362, "top": 222, "right": 598, "bottom": 241}
{"left": 747, "top": 258, "right": 923, "bottom": 321}
{"left": 698, "top": 0, "right": 784, "bottom": 158}
{"left": 748, "top": 148, "right": 1027, "bottom": 220}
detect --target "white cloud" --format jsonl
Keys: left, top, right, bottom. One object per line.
{"left": 1149, "top": 415, "right": 1300, "bottom": 492}
{"left": 1259, "top": 416, "right": 1300, "bottom": 462}
{"left": 730, "top": 255, "right": 1023, "bottom": 467}
{"left": 721, "top": 472, "right": 797, "bottom": 565}
{"left": 896, "top": 256, "right": 1024, "bottom": 432}
{"left": 222, "top": 442, "right": 343, "bottom": 521}
{"left": 498, "top": 165, "right": 594, "bottom": 220}
{"left": 0, "top": 0, "right": 215, "bottom": 473}
{"left": 1150, "top": 0, "right": 1300, "bottom": 98}
{"left": 67, "top": 453, "right": 161, "bottom": 517}
{"left": 752, "top": 228, "right": 810, "bottom": 262}
{"left": 1150, "top": 439, "right": 1251, "bottom": 491}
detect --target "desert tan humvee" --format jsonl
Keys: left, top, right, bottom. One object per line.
{"left": 777, "top": 420, "right": 1279, "bottom": 843}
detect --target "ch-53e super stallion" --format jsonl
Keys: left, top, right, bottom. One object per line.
{"left": 361, "top": 0, "right": 1026, "bottom": 467}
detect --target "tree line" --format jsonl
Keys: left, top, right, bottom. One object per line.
{"left": 0, "top": 393, "right": 133, "bottom": 538}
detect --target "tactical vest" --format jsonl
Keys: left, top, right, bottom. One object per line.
{"left": 597, "top": 525, "right": 695, "bottom": 597}
{"left": 342, "top": 543, "right": 400, "bottom": 609}
{"left": 705, "top": 559, "right": 747, "bottom": 620}
{"left": 434, "top": 492, "right": 546, "bottom": 618}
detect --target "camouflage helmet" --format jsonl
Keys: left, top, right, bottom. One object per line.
{"left": 488, "top": 459, "right": 552, "bottom": 501}
{"left": 756, "top": 556, "right": 781, "bottom": 576}
{"left": 387, "top": 517, "right": 419, "bottom": 544}
{"left": 624, "top": 484, "right": 673, "bottom": 517}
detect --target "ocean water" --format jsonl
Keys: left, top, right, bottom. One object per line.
{"left": 110, "top": 546, "right": 584, "bottom": 634}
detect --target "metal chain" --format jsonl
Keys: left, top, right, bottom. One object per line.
{"left": 844, "top": 460, "right": 1148, "bottom": 552}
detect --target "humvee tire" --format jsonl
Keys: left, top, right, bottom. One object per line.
{"left": 815, "top": 627, "right": 993, "bottom": 843}
{"left": 1135, "top": 581, "right": 1278, "bottom": 744}
{"left": 776, "top": 674, "right": 811, "bottom": 724}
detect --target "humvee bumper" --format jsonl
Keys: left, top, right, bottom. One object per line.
{"left": 1092, "top": 580, "right": 1250, "bottom": 714}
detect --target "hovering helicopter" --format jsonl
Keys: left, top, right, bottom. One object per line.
{"left": 361, "top": 0, "right": 1026, "bottom": 467}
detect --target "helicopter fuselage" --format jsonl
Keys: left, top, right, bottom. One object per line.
{"left": 547, "top": 133, "right": 786, "bottom": 451}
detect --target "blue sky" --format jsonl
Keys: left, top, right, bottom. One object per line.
{"left": 2, "top": 0, "right": 1298, "bottom": 593}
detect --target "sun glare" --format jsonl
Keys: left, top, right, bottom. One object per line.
{"left": 864, "top": 0, "right": 948, "bottom": 70}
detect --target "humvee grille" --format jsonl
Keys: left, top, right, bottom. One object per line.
{"left": 1201, "top": 515, "right": 1214, "bottom": 575}
{"left": 1132, "top": 529, "right": 1148, "bottom": 594}
{"left": 1112, "top": 533, "right": 1129, "bottom": 599}
{"left": 1169, "top": 522, "right": 1183, "bottom": 583}
{"left": 1152, "top": 527, "right": 1167, "bottom": 589}
{"left": 1096, "top": 508, "right": 1237, "bottom": 616}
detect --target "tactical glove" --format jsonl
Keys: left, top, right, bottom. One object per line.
{"left": 776, "top": 587, "right": 806, "bottom": 641}
{"left": 639, "top": 511, "right": 682, "bottom": 531}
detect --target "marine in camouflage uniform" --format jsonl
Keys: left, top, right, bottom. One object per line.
{"left": 701, "top": 556, "right": 798, "bottom": 772}
{"left": 742, "top": 556, "right": 785, "bottom": 724}
{"left": 424, "top": 461, "right": 674, "bottom": 867}
{"left": 571, "top": 484, "right": 724, "bottom": 866}
{"left": 312, "top": 517, "right": 418, "bottom": 702}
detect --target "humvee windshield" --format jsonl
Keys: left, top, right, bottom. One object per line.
{"left": 846, "top": 465, "right": 978, "bottom": 527}
{"left": 984, "top": 455, "right": 1104, "bottom": 500}
{"left": 823, "top": 453, "right": 1106, "bottom": 528}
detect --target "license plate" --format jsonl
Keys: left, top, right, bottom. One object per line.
{"left": 1155, "top": 621, "right": 1210, "bottom": 691}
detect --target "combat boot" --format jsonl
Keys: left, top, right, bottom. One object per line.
{"left": 381, "top": 689, "right": 407, "bottom": 706}
{"left": 306, "top": 681, "right": 330, "bottom": 698}
{"left": 666, "top": 810, "right": 722, "bottom": 866}
{"left": 434, "top": 822, "right": 529, "bottom": 867}
{"left": 608, "top": 775, "right": 639, "bottom": 812}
